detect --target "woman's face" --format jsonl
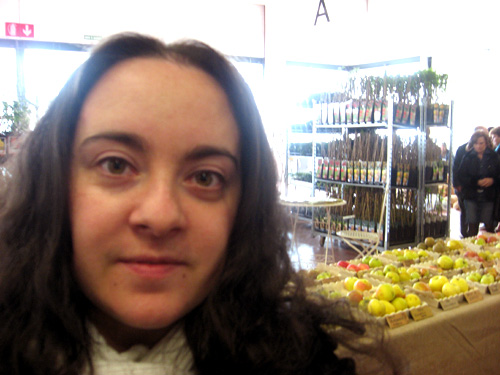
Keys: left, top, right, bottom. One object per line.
{"left": 69, "top": 57, "right": 241, "bottom": 349}
{"left": 473, "top": 136, "right": 487, "bottom": 155}
{"left": 491, "top": 133, "right": 500, "bottom": 148}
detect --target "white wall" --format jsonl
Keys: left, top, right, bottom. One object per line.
{"left": 0, "top": 0, "right": 265, "bottom": 58}
{"left": 2, "top": 0, "right": 500, "bottom": 147}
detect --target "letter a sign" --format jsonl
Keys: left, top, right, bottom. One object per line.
{"left": 5, "top": 22, "right": 35, "bottom": 38}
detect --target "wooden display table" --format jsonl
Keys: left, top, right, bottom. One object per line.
{"left": 339, "top": 291, "right": 500, "bottom": 374}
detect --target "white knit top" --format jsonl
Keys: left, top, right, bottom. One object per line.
{"left": 86, "top": 323, "right": 196, "bottom": 375}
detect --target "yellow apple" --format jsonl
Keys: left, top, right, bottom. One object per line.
{"left": 393, "top": 284, "right": 406, "bottom": 298}
{"left": 367, "top": 298, "right": 386, "bottom": 317}
{"left": 398, "top": 270, "right": 411, "bottom": 282}
{"left": 437, "top": 255, "right": 454, "bottom": 270}
{"left": 381, "top": 300, "right": 396, "bottom": 315}
{"left": 391, "top": 297, "right": 408, "bottom": 311}
{"left": 429, "top": 275, "right": 449, "bottom": 292}
{"left": 451, "top": 277, "right": 469, "bottom": 293}
{"left": 374, "top": 283, "right": 396, "bottom": 301}
{"left": 446, "top": 239, "right": 463, "bottom": 250}
{"left": 343, "top": 277, "right": 358, "bottom": 291}
{"left": 385, "top": 271, "right": 400, "bottom": 283}
{"left": 405, "top": 293, "right": 421, "bottom": 308}
{"left": 442, "top": 282, "right": 461, "bottom": 297}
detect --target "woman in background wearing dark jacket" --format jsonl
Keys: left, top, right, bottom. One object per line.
{"left": 458, "top": 131, "right": 500, "bottom": 237}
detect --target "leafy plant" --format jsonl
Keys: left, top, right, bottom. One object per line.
{"left": 1, "top": 100, "right": 31, "bottom": 136}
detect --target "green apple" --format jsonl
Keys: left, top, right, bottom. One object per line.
{"left": 374, "top": 283, "right": 396, "bottom": 301}
{"left": 370, "top": 269, "right": 385, "bottom": 277}
{"left": 316, "top": 271, "right": 332, "bottom": 280}
{"left": 475, "top": 238, "right": 486, "bottom": 246}
{"left": 466, "top": 272, "right": 481, "bottom": 283}
{"left": 391, "top": 297, "right": 408, "bottom": 311}
{"left": 383, "top": 264, "right": 398, "bottom": 274}
{"left": 417, "top": 249, "right": 429, "bottom": 258}
{"left": 453, "top": 258, "right": 465, "bottom": 269}
{"left": 361, "top": 255, "right": 372, "bottom": 265}
{"left": 385, "top": 271, "right": 400, "bottom": 283}
{"left": 410, "top": 271, "right": 421, "bottom": 280}
{"left": 480, "top": 274, "right": 495, "bottom": 285}
{"left": 437, "top": 255, "right": 454, "bottom": 270}
{"left": 367, "top": 299, "right": 386, "bottom": 317}
{"left": 368, "top": 258, "right": 383, "bottom": 268}
{"left": 403, "top": 249, "right": 419, "bottom": 260}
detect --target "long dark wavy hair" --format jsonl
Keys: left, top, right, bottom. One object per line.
{"left": 0, "top": 33, "right": 399, "bottom": 375}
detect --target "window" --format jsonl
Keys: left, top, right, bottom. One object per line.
{"left": 0, "top": 47, "right": 18, "bottom": 103}
{"left": 23, "top": 48, "right": 89, "bottom": 126}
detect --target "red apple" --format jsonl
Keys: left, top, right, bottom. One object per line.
{"left": 358, "top": 263, "right": 370, "bottom": 271}
{"left": 464, "top": 251, "right": 478, "bottom": 258}
{"left": 347, "top": 290, "right": 363, "bottom": 305}
{"left": 477, "top": 234, "right": 488, "bottom": 241}
{"left": 487, "top": 236, "right": 498, "bottom": 243}
{"left": 337, "top": 260, "right": 349, "bottom": 268}
{"left": 353, "top": 278, "right": 372, "bottom": 291}
{"left": 413, "top": 281, "right": 431, "bottom": 292}
{"left": 346, "top": 263, "right": 360, "bottom": 272}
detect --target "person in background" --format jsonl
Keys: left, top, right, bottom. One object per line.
{"left": 0, "top": 33, "right": 403, "bottom": 375}
{"left": 490, "top": 126, "right": 500, "bottom": 155}
{"left": 452, "top": 126, "right": 488, "bottom": 237}
{"left": 489, "top": 126, "right": 500, "bottom": 231}
{"left": 457, "top": 130, "right": 500, "bottom": 237}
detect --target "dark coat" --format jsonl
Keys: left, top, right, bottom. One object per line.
{"left": 452, "top": 143, "right": 467, "bottom": 188}
{"left": 457, "top": 148, "right": 500, "bottom": 201}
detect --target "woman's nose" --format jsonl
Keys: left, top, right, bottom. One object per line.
{"left": 128, "top": 180, "right": 186, "bottom": 237}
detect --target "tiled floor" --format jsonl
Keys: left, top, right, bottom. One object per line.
{"left": 289, "top": 208, "right": 463, "bottom": 269}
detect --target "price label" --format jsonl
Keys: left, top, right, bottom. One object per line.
{"left": 464, "top": 289, "right": 483, "bottom": 303}
{"left": 385, "top": 312, "right": 410, "bottom": 328}
{"left": 401, "top": 260, "right": 415, "bottom": 267}
{"left": 439, "top": 297, "right": 460, "bottom": 310}
{"left": 483, "top": 260, "right": 495, "bottom": 268}
{"left": 410, "top": 305, "right": 433, "bottom": 321}
{"left": 488, "top": 283, "right": 500, "bottom": 295}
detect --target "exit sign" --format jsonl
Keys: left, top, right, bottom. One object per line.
{"left": 5, "top": 22, "right": 35, "bottom": 38}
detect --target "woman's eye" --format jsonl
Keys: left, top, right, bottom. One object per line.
{"left": 193, "top": 171, "right": 223, "bottom": 188}
{"left": 100, "top": 157, "right": 130, "bottom": 175}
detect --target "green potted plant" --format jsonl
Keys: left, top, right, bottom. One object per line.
{"left": 1, "top": 100, "right": 31, "bottom": 135}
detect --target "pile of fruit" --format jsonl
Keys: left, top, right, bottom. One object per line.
{"left": 300, "top": 234, "right": 500, "bottom": 324}
{"left": 412, "top": 275, "right": 469, "bottom": 299}
{"left": 362, "top": 283, "right": 422, "bottom": 317}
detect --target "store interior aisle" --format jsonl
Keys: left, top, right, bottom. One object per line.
{"left": 290, "top": 208, "right": 463, "bottom": 269}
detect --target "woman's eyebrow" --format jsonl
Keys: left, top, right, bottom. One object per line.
{"left": 185, "top": 145, "right": 240, "bottom": 169}
{"left": 78, "top": 132, "right": 147, "bottom": 152}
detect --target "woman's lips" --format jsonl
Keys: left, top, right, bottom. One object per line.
{"left": 120, "top": 256, "right": 184, "bottom": 278}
